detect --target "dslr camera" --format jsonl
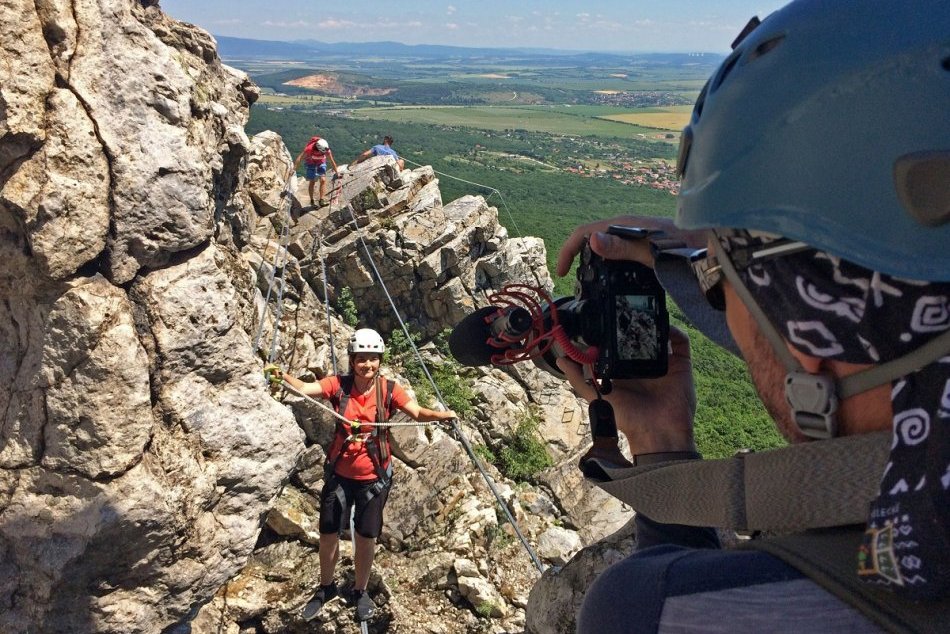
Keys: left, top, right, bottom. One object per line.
{"left": 449, "top": 225, "right": 670, "bottom": 381}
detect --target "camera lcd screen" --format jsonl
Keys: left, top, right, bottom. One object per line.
{"left": 615, "top": 294, "right": 660, "bottom": 360}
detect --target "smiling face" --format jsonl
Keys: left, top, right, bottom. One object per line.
{"left": 350, "top": 352, "right": 382, "bottom": 385}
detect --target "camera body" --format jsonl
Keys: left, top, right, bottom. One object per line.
{"left": 448, "top": 226, "right": 669, "bottom": 381}
{"left": 531, "top": 229, "right": 669, "bottom": 380}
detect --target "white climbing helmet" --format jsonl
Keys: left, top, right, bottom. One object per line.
{"left": 315, "top": 138, "right": 329, "bottom": 151}
{"left": 348, "top": 328, "right": 385, "bottom": 355}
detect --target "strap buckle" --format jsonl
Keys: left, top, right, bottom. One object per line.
{"left": 784, "top": 371, "right": 838, "bottom": 439}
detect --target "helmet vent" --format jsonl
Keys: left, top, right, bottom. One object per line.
{"left": 730, "top": 16, "right": 761, "bottom": 50}
{"left": 711, "top": 50, "right": 741, "bottom": 92}
{"left": 750, "top": 35, "right": 786, "bottom": 60}
{"left": 942, "top": 56, "right": 950, "bottom": 71}
{"left": 894, "top": 152, "right": 950, "bottom": 227}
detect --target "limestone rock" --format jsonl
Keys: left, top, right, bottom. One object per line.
{"left": 537, "top": 526, "right": 583, "bottom": 566}
{"left": 526, "top": 518, "right": 638, "bottom": 634}
{"left": 246, "top": 130, "right": 296, "bottom": 216}
{"left": 266, "top": 486, "right": 322, "bottom": 544}
{"left": 0, "top": 3, "right": 300, "bottom": 633}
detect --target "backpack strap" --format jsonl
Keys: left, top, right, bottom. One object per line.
{"left": 365, "top": 378, "right": 396, "bottom": 483}
{"left": 585, "top": 431, "right": 891, "bottom": 532}
{"left": 326, "top": 374, "right": 355, "bottom": 472}
{"left": 587, "top": 434, "right": 950, "bottom": 630}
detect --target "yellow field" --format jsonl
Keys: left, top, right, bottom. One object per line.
{"left": 600, "top": 106, "right": 692, "bottom": 131}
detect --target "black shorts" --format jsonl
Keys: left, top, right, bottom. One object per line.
{"left": 319, "top": 473, "right": 391, "bottom": 538}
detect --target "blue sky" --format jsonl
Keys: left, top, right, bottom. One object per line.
{"left": 159, "top": 0, "right": 790, "bottom": 53}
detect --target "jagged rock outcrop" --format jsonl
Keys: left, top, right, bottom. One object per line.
{"left": 2, "top": 3, "right": 639, "bottom": 633}
{"left": 1, "top": 3, "right": 299, "bottom": 633}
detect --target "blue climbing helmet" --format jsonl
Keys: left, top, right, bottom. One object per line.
{"left": 675, "top": 0, "right": 950, "bottom": 281}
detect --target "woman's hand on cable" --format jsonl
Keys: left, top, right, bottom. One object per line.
{"left": 263, "top": 363, "right": 282, "bottom": 387}
{"left": 425, "top": 407, "right": 457, "bottom": 423}
{"left": 555, "top": 217, "right": 699, "bottom": 456}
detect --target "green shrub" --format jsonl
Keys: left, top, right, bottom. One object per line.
{"left": 386, "top": 328, "right": 475, "bottom": 417}
{"left": 336, "top": 286, "right": 359, "bottom": 327}
{"left": 475, "top": 601, "right": 497, "bottom": 619}
{"left": 472, "top": 443, "right": 497, "bottom": 464}
{"left": 498, "top": 410, "right": 552, "bottom": 482}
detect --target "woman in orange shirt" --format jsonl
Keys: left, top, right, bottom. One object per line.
{"left": 273, "top": 328, "right": 456, "bottom": 621}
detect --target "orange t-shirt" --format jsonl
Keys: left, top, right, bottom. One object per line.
{"left": 319, "top": 375, "right": 410, "bottom": 481}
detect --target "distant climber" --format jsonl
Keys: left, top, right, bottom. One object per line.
{"left": 351, "top": 135, "right": 405, "bottom": 171}
{"left": 265, "top": 328, "right": 456, "bottom": 622}
{"left": 293, "top": 135, "right": 340, "bottom": 207}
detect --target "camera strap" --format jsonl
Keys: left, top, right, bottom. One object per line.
{"left": 584, "top": 431, "right": 890, "bottom": 533}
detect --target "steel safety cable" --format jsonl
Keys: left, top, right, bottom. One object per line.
{"left": 402, "top": 158, "right": 523, "bottom": 238}
{"left": 280, "top": 381, "right": 447, "bottom": 428}
{"left": 253, "top": 172, "right": 297, "bottom": 359}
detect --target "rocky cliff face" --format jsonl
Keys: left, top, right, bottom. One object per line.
{"left": 1, "top": 2, "right": 634, "bottom": 633}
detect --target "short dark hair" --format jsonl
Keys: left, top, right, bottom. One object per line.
{"left": 383, "top": 135, "right": 393, "bottom": 144}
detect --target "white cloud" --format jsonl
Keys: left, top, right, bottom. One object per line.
{"left": 445, "top": 22, "right": 459, "bottom": 30}
{"left": 316, "top": 18, "right": 356, "bottom": 29}
{"left": 212, "top": 18, "right": 242, "bottom": 26}
{"left": 314, "top": 16, "right": 426, "bottom": 32}
{"left": 262, "top": 20, "right": 311, "bottom": 28}
{"left": 447, "top": 5, "right": 456, "bottom": 15}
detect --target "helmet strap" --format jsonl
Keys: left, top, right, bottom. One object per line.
{"left": 712, "top": 232, "right": 950, "bottom": 440}
{"left": 712, "top": 233, "right": 839, "bottom": 438}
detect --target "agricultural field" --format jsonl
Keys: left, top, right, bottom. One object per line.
{"left": 600, "top": 105, "right": 693, "bottom": 131}
{"left": 348, "top": 105, "right": 667, "bottom": 140}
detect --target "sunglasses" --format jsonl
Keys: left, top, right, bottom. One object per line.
{"left": 686, "top": 237, "right": 812, "bottom": 311}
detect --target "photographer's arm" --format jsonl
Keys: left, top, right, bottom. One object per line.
{"left": 557, "top": 217, "right": 718, "bottom": 551}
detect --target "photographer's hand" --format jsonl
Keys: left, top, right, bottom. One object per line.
{"left": 555, "top": 215, "right": 702, "bottom": 456}
{"left": 555, "top": 215, "right": 707, "bottom": 277}
{"left": 556, "top": 327, "right": 697, "bottom": 456}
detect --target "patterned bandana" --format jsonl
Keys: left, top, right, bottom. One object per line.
{"left": 724, "top": 231, "right": 950, "bottom": 600}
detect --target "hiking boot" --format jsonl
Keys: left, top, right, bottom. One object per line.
{"left": 354, "top": 589, "right": 375, "bottom": 621}
{"left": 309, "top": 197, "right": 316, "bottom": 207}
{"left": 318, "top": 198, "right": 328, "bottom": 207}
{"left": 302, "top": 582, "right": 337, "bottom": 621}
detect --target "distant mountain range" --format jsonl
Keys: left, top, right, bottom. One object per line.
{"left": 214, "top": 35, "right": 719, "bottom": 65}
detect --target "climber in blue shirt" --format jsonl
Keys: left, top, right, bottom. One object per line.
{"left": 351, "top": 135, "right": 405, "bottom": 171}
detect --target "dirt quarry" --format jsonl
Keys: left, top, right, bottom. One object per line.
{"left": 283, "top": 73, "right": 395, "bottom": 97}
